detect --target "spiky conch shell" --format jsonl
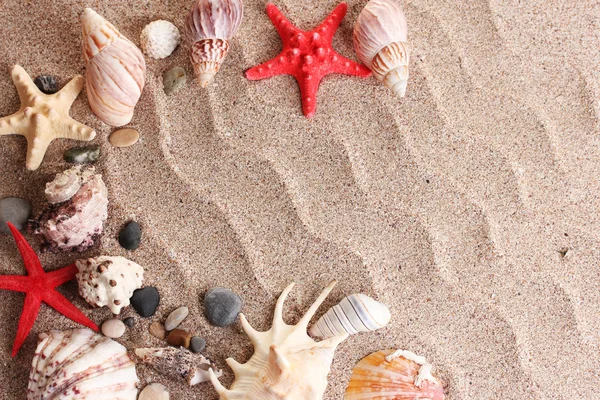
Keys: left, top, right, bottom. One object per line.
{"left": 353, "top": 0, "right": 410, "bottom": 97}
{"left": 27, "top": 329, "right": 139, "bottom": 400}
{"left": 209, "top": 281, "right": 349, "bottom": 399}
{"left": 82, "top": 8, "right": 146, "bottom": 127}
{"left": 344, "top": 349, "right": 446, "bottom": 400}
{"left": 184, "top": 0, "right": 243, "bottom": 87}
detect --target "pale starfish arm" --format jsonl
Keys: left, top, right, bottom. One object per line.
{"left": 24, "top": 117, "right": 53, "bottom": 171}
{"left": 0, "top": 112, "right": 27, "bottom": 136}
{"left": 10, "top": 65, "right": 41, "bottom": 105}
{"left": 56, "top": 75, "right": 85, "bottom": 107}
{"left": 315, "top": 3, "right": 347, "bottom": 42}
{"left": 55, "top": 116, "right": 96, "bottom": 141}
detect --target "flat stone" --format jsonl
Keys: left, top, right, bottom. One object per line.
{"left": 123, "top": 317, "right": 135, "bottom": 328}
{"left": 109, "top": 128, "right": 139, "bottom": 148}
{"left": 139, "top": 383, "right": 169, "bottom": 400}
{"left": 64, "top": 146, "right": 100, "bottom": 163}
{"left": 149, "top": 321, "right": 166, "bottom": 340}
{"left": 0, "top": 197, "right": 31, "bottom": 234}
{"left": 163, "top": 67, "right": 186, "bottom": 95}
{"left": 34, "top": 75, "right": 58, "bottom": 94}
{"left": 119, "top": 221, "right": 142, "bottom": 250}
{"left": 130, "top": 287, "right": 160, "bottom": 317}
{"left": 203, "top": 287, "right": 242, "bottom": 327}
{"left": 101, "top": 318, "right": 126, "bottom": 338}
{"left": 165, "top": 306, "right": 189, "bottom": 331}
{"left": 190, "top": 336, "right": 206, "bottom": 353}
{"left": 166, "top": 328, "right": 192, "bottom": 348}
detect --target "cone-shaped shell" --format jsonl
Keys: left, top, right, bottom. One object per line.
{"left": 184, "top": 0, "right": 243, "bottom": 87}
{"left": 27, "top": 329, "right": 139, "bottom": 399}
{"left": 353, "top": 0, "right": 410, "bottom": 97}
{"left": 309, "top": 293, "right": 391, "bottom": 338}
{"left": 345, "top": 349, "right": 445, "bottom": 399}
{"left": 82, "top": 8, "right": 146, "bottom": 127}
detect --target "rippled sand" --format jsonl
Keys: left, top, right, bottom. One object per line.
{"left": 0, "top": 0, "right": 599, "bottom": 399}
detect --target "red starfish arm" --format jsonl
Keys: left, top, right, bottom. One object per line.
{"left": 266, "top": 3, "right": 300, "bottom": 45}
{"left": 7, "top": 223, "right": 44, "bottom": 278}
{"left": 246, "top": 59, "right": 293, "bottom": 80}
{"left": 329, "top": 53, "right": 372, "bottom": 77}
{"left": 297, "top": 75, "right": 319, "bottom": 118}
{"left": 42, "top": 289, "right": 98, "bottom": 331}
{"left": 11, "top": 292, "right": 42, "bottom": 357}
{"left": 0, "top": 275, "right": 29, "bottom": 292}
{"left": 46, "top": 264, "right": 78, "bottom": 288}
{"left": 315, "top": 3, "right": 348, "bottom": 42}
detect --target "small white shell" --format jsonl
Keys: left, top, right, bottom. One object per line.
{"left": 353, "top": 0, "right": 410, "bottom": 97}
{"left": 44, "top": 165, "right": 84, "bottom": 203}
{"left": 141, "top": 20, "right": 181, "bottom": 59}
{"left": 309, "top": 293, "right": 391, "bottom": 338}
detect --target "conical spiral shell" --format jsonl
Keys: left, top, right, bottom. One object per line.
{"left": 184, "top": 0, "right": 243, "bottom": 87}
{"left": 27, "top": 329, "right": 139, "bottom": 399}
{"left": 82, "top": 8, "right": 146, "bottom": 127}
{"left": 353, "top": 0, "right": 410, "bottom": 97}
{"left": 345, "top": 349, "right": 445, "bottom": 400}
{"left": 309, "top": 293, "right": 391, "bottom": 338}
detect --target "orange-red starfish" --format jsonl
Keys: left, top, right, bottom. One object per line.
{"left": 246, "top": 2, "right": 371, "bottom": 117}
{"left": 0, "top": 223, "right": 98, "bottom": 356}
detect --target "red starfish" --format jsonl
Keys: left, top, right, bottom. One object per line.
{"left": 0, "top": 223, "right": 98, "bottom": 357}
{"left": 246, "top": 2, "right": 372, "bottom": 117}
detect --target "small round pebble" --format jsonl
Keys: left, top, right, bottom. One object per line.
{"left": 0, "top": 197, "right": 31, "bottom": 234}
{"left": 119, "top": 221, "right": 142, "bottom": 250}
{"left": 123, "top": 317, "right": 135, "bottom": 328}
{"left": 165, "top": 306, "right": 189, "bottom": 331}
{"left": 109, "top": 128, "right": 139, "bottom": 148}
{"left": 64, "top": 146, "right": 100, "bottom": 163}
{"left": 166, "top": 329, "right": 192, "bottom": 348}
{"left": 190, "top": 336, "right": 206, "bottom": 353}
{"left": 34, "top": 75, "right": 58, "bottom": 94}
{"left": 149, "top": 321, "right": 167, "bottom": 340}
{"left": 163, "top": 67, "right": 186, "bottom": 95}
{"left": 203, "top": 287, "right": 242, "bottom": 327}
{"left": 139, "top": 383, "right": 169, "bottom": 400}
{"left": 130, "top": 287, "right": 160, "bottom": 317}
{"left": 101, "top": 318, "right": 126, "bottom": 338}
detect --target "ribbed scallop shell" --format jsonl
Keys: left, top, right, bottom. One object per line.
{"left": 345, "top": 349, "right": 445, "bottom": 400}
{"left": 27, "top": 329, "right": 139, "bottom": 400}
{"left": 353, "top": 0, "right": 410, "bottom": 97}
{"left": 309, "top": 294, "right": 391, "bottom": 338}
{"left": 184, "top": 0, "right": 243, "bottom": 87}
{"left": 82, "top": 8, "right": 146, "bottom": 127}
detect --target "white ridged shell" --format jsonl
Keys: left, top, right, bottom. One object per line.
{"left": 82, "top": 8, "right": 146, "bottom": 127}
{"left": 209, "top": 281, "right": 349, "bottom": 399}
{"left": 309, "top": 293, "right": 391, "bottom": 338}
{"left": 353, "top": 0, "right": 410, "bottom": 97}
{"left": 44, "top": 165, "right": 87, "bottom": 204}
{"left": 141, "top": 20, "right": 181, "bottom": 59}
{"left": 27, "top": 329, "right": 139, "bottom": 400}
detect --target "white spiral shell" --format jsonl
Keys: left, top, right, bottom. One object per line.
{"left": 309, "top": 293, "right": 391, "bottom": 338}
{"left": 353, "top": 0, "right": 410, "bottom": 97}
{"left": 44, "top": 165, "right": 87, "bottom": 204}
{"left": 82, "top": 8, "right": 146, "bottom": 127}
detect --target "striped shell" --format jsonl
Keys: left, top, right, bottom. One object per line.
{"left": 27, "top": 329, "right": 139, "bottom": 399}
{"left": 353, "top": 0, "right": 410, "bottom": 97}
{"left": 82, "top": 8, "right": 146, "bottom": 127}
{"left": 309, "top": 293, "right": 391, "bottom": 338}
{"left": 184, "top": 0, "right": 243, "bottom": 87}
{"left": 345, "top": 349, "right": 445, "bottom": 400}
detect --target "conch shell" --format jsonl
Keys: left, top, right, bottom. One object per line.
{"left": 184, "top": 0, "right": 243, "bottom": 87}
{"left": 27, "top": 329, "right": 139, "bottom": 399}
{"left": 75, "top": 256, "right": 144, "bottom": 314}
{"left": 345, "top": 349, "right": 446, "bottom": 400}
{"left": 209, "top": 281, "right": 349, "bottom": 399}
{"left": 82, "top": 8, "right": 146, "bottom": 126}
{"left": 309, "top": 293, "right": 391, "bottom": 339}
{"left": 353, "top": 0, "right": 410, "bottom": 97}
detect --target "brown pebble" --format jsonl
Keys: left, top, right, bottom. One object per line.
{"left": 109, "top": 128, "right": 139, "bottom": 148}
{"left": 166, "top": 329, "right": 192, "bottom": 348}
{"left": 149, "top": 321, "right": 167, "bottom": 340}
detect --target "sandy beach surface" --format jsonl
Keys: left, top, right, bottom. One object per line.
{"left": 1, "top": 0, "right": 599, "bottom": 398}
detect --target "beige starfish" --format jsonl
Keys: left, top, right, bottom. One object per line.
{"left": 0, "top": 65, "right": 96, "bottom": 170}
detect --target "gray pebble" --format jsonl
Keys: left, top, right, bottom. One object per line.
{"left": 64, "top": 146, "right": 100, "bottom": 163}
{"left": 119, "top": 221, "right": 142, "bottom": 250}
{"left": 131, "top": 287, "right": 160, "bottom": 318}
{"left": 0, "top": 197, "right": 31, "bottom": 234}
{"left": 165, "top": 306, "right": 189, "bottom": 331}
{"left": 203, "top": 287, "right": 242, "bottom": 327}
{"left": 34, "top": 75, "right": 58, "bottom": 94}
{"left": 190, "top": 336, "right": 206, "bottom": 353}
{"left": 123, "top": 317, "right": 135, "bottom": 328}
{"left": 163, "top": 67, "right": 186, "bottom": 95}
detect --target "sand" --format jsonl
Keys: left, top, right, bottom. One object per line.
{"left": 1, "top": 0, "right": 599, "bottom": 398}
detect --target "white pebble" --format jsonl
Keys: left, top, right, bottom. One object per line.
{"left": 101, "top": 319, "right": 126, "bottom": 338}
{"left": 139, "top": 383, "right": 169, "bottom": 400}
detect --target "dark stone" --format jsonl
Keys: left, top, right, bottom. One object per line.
{"left": 203, "top": 287, "right": 242, "bottom": 327}
{"left": 64, "top": 146, "right": 100, "bottom": 163}
{"left": 0, "top": 197, "right": 32, "bottom": 234}
{"left": 190, "top": 336, "right": 206, "bottom": 353}
{"left": 130, "top": 287, "right": 160, "bottom": 318}
{"left": 123, "top": 317, "right": 135, "bottom": 328}
{"left": 119, "top": 221, "right": 141, "bottom": 250}
{"left": 34, "top": 75, "right": 58, "bottom": 94}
